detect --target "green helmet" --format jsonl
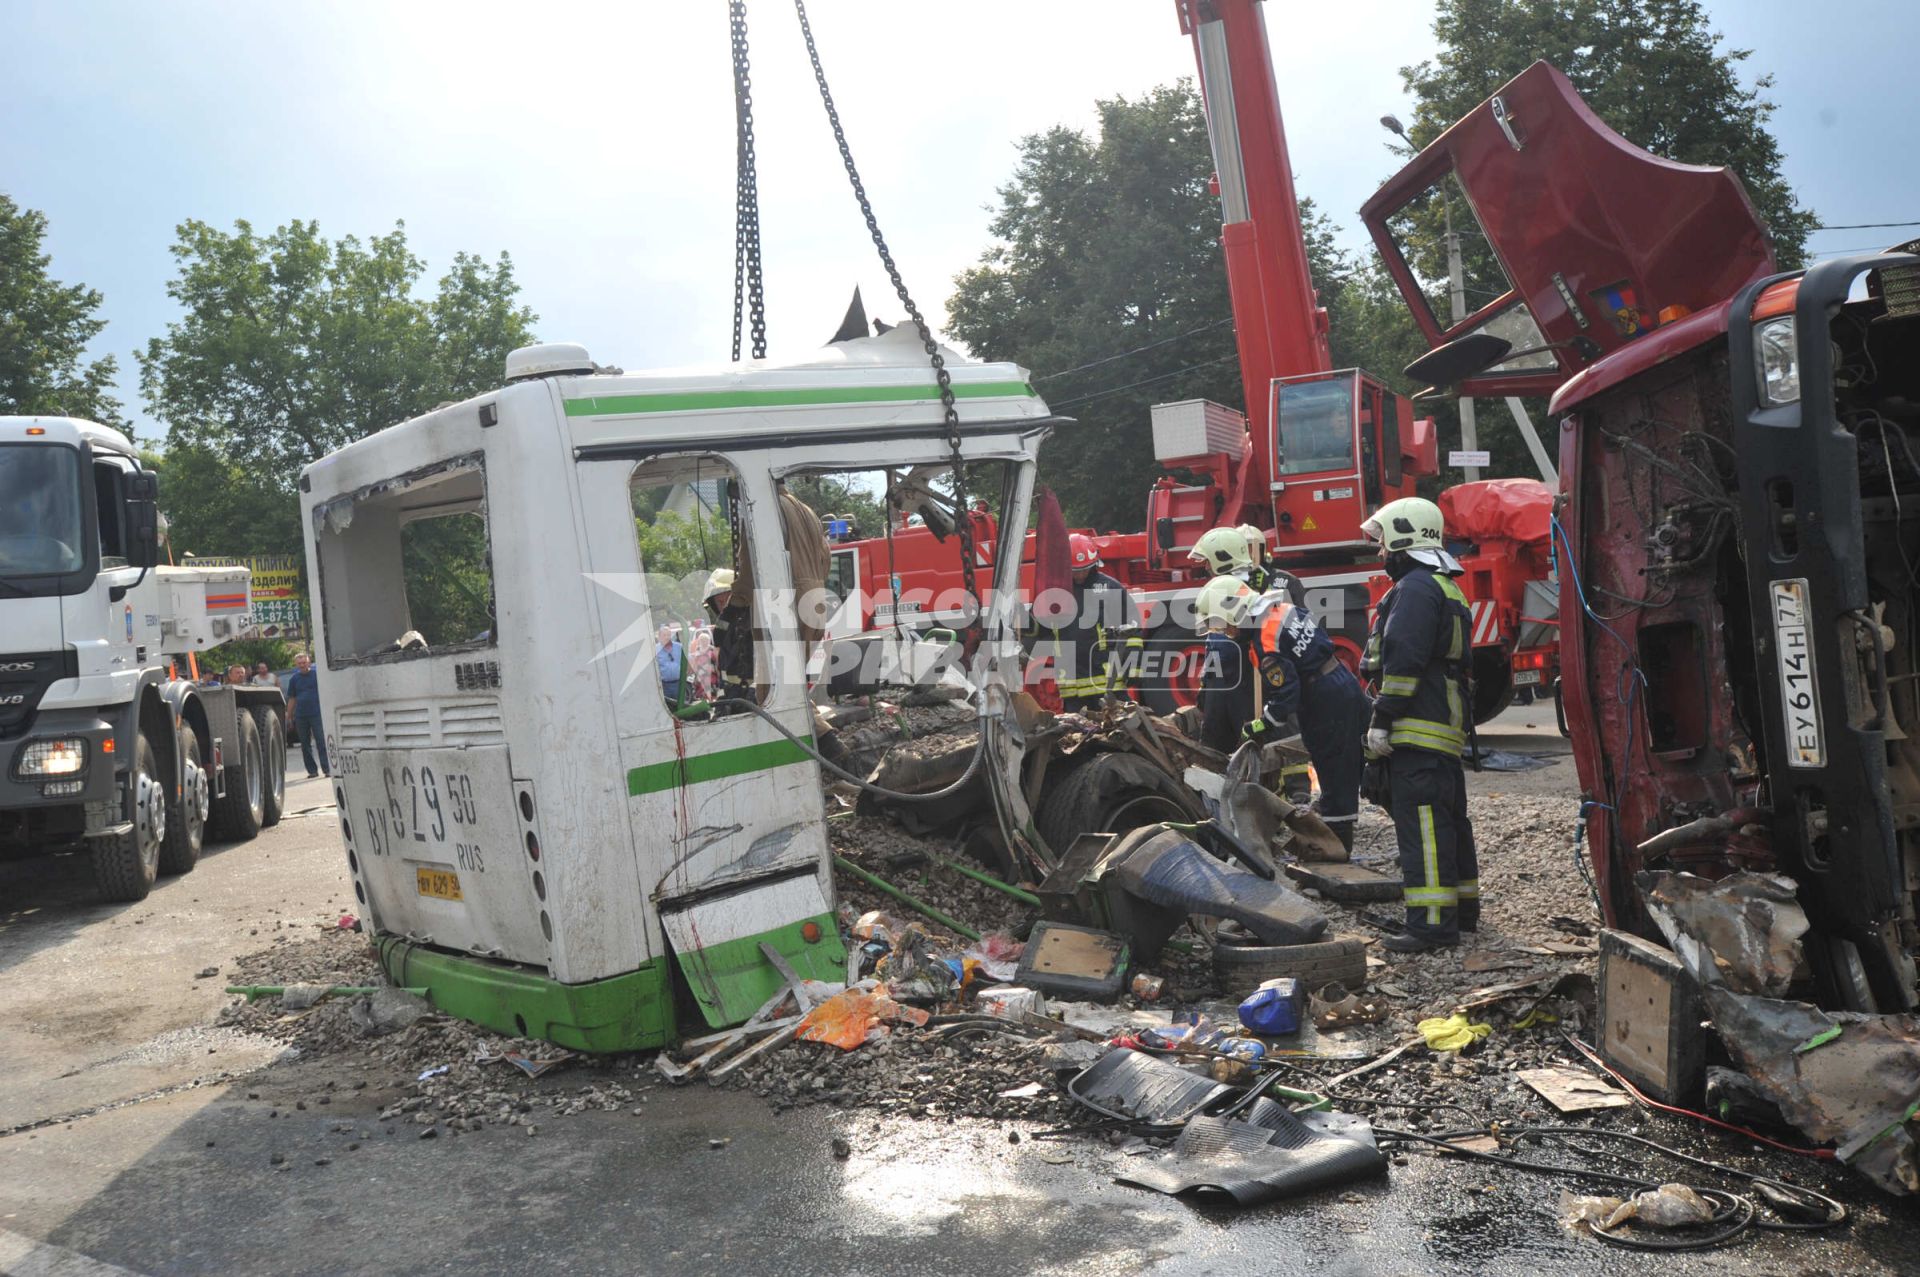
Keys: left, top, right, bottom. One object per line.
{"left": 1194, "top": 574, "right": 1256, "bottom": 632}
{"left": 1188, "top": 526, "right": 1255, "bottom": 575}
{"left": 1361, "top": 497, "right": 1445, "bottom": 555}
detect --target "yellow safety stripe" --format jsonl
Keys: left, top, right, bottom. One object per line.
{"left": 1279, "top": 762, "right": 1312, "bottom": 777}
{"left": 1448, "top": 616, "right": 1465, "bottom": 661}
{"left": 1457, "top": 878, "right": 1480, "bottom": 900}
{"left": 1446, "top": 680, "right": 1464, "bottom": 733}
{"left": 1056, "top": 675, "right": 1107, "bottom": 696}
{"left": 1403, "top": 888, "right": 1459, "bottom": 904}
{"left": 1390, "top": 718, "right": 1466, "bottom": 754}
{"left": 1380, "top": 675, "right": 1419, "bottom": 696}
{"left": 1421, "top": 805, "right": 1442, "bottom": 925}
{"left": 1437, "top": 575, "right": 1469, "bottom": 606}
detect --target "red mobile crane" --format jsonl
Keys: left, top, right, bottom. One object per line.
{"left": 828, "top": 0, "right": 1553, "bottom": 718}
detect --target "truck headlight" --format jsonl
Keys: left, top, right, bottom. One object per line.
{"left": 17, "top": 738, "right": 87, "bottom": 777}
{"left": 1755, "top": 316, "right": 1800, "bottom": 405}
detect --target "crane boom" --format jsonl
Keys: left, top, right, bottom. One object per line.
{"left": 1178, "top": 0, "right": 1332, "bottom": 509}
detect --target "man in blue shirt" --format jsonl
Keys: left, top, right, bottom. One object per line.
{"left": 284, "top": 651, "right": 328, "bottom": 777}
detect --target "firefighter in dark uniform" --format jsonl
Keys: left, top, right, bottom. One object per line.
{"left": 1194, "top": 575, "right": 1258, "bottom": 753}
{"left": 1188, "top": 526, "right": 1312, "bottom": 803}
{"left": 1050, "top": 533, "right": 1142, "bottom": 711}
{"left": 1240, "top": 580, "right": 1369, "bottom": 854}
{"left": 1359, "top": 497, "right": 1480, "bottom": 953}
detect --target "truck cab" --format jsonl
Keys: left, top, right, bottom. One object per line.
{"left": 0, "top": 416, "right": 286, "bottom": 900}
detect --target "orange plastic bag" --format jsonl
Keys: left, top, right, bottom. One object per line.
{"left": 795, "top": 988, "right": 929, "bottom": 1051}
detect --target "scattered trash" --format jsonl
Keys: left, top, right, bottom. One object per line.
{"left": 417, "top": 1065, "right": 449, "bottom": 1082}
{"left": 1283, "top": 861, "right": 1403, "bottom": 903}
{"left": 336, "top": 914, "right": 359, "bottom": 931}
{"left": 831, "top": 1136, "right": 852, "bottom": 1159}
{"left": 195, "top": 966, "right": 219, "bottom": 979}
{"left": 1310, "top": 983, "right": 1389, "bottom": 1031}
{"left": 1517, "top": 1065, "right": 1632, "bottom": 1113}
{"left": 998, "top": 1082, "right": 1046, "bottom": 1100}
{"left": 1639, "top": 870, "right": 1809, "bottom": 997}
{"left": 1115, "top": 1105, "right": 1386, "bottom": 1207}
{"left": 1017, "top": 921, "right": 1131, "bottom": 1001}
{"left": 346, "top": 987, "right": 435, "bottom": 1037}
{"left": 1130, "top": 973, "right": 1166, "bottom": 1002}
{"left": 1238, "top": 978, "right": 1304, "bottom": 1035}
{"left": 1564, "top": 1182, "right": 1717, "bottom": 1233}
{"left": 976, "top": 986, "right": 1046, "bottom": 1019}
{"left": 502, "top": 1051, "right": 574, "bottom": 1080}
{"left": 794, "top": 987, "right": 928, "bottom": 1050}
{"left": 1416, "top": 1015, "right": 1492, "bottom": 1053}
{"left": 1461, "top": 951, "right": 1531, "bottom": 973}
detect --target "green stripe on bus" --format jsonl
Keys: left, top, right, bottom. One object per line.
{"left": 565, "top": 380, "right": 1037, "bottom": 418}
{"left": 626, "top": 736, "right": 812, "bottom": 796}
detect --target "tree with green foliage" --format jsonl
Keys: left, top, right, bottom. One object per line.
{"left": 1401, "top": 0, "right": 1816, "bottom": 269}
{"left": 139, "top": 219, "right": 536, "bottom": 641}
{"left": 0, "top": 196, "right": 126, "bottom": 427}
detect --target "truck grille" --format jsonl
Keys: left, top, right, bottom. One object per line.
{"left": 0, "top": 651, "right": 78, "bottom": 740}
{"left": 335, "top": 698, "right": 505, "bottom": 749}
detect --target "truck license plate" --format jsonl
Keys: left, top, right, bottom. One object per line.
{"left": 416, "top": 866, "right": 463, "bottom": 900}
{"left": 1514, "top": 670, "right": 1542, "bottom": 687}
{"left": 1769, "top": 578, "right": 1825, "bottom": 768}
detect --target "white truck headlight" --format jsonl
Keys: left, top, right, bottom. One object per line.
{"left": 17, "top": 738, "right": 87, "bottom": 777}
{"left": 1755, "top": 316, "right": 1800, "bottom": 405}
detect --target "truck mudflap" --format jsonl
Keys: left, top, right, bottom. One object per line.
{"left": 1729, "top": 258, "right": 1920, "bottom": 1011}
{"left": 658, "top": 866, "right": 847, "bottom": 1028}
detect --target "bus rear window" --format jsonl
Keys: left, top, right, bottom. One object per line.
{"left": 314, "top": 456, "right": 496, "bottom": 665}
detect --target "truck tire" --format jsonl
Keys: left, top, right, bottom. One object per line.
{"left": 1472, "top": 647, "right": 1514, "bottom": 724}
{"left": 1035, "top": 752, "right": 1197, "bottom": 854}
{"left": 159, "top": 723, "right": 208, "bottom": 875}
{"left": 1212, "top": 933, "right": 1369, "bottom": 997}
{"left": 212, "top": 710, "right": 264, "bottom": 841}
{"left": 90, "top": 732, "right": 166, "bottom": 902}
{"left": 253, "top": 708, "right": 286, "bottom": 827}
{"left": 1137, "top": 624, "right": 1208, "bottom": 715}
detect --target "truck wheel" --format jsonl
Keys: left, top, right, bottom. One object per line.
{"left": 1035, "top": 752, "right": 1197, "bottom": 853}
{"left": 90, "top": 732, "right": 165, "bottom": 902}
{"left": 1212, "top": 933, "right": 1369, "bottom": 997}
{"left": 212, "top": 711, "right": 264, "bottom": 841}
{"left": 253, "top": 708, "right": 286, "bottom": 827}
{"left": 1471, "top": 648, "right": 1514, "bottom": 725}
{"left": 159, "top": 724, "right": 208, "bottom": 874}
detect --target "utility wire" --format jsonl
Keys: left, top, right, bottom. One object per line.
{"left": 1811, "top": 220, "right": 1920, "bottom": 231}
{"left": 1046, "top": 353, "right": 1240, "bottom": 412}
{"left": 1035, "top": 317, "right": 1234, "bottom": 383}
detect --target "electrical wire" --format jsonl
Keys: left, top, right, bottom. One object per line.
{"left": 1560, "top": 1032, "right": 1836, "bottom": 1160}
{"left": 1034, "top": 318, "right": 1234, "bottom": 383}
{"left": 714, "top": 696, "right": 990, "bottom": 803}
{"left": 1812, "top": 219, "right": 1920, "bottom": 231}
{"left": 1046, "top": 353, "right": 1241, "bottom": 412}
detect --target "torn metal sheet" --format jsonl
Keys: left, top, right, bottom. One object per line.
{"left": 1705, "top": 987, "right": 1920, "bottom": 1195}
{"left": 1067, "top": 1047, "right": 1230, "bottom": 1126}
{"left": 1114, "top": 1107, "right": 1385, "bottom": 1206}
{"left": 658, "top": 871, "right": 845, "bottom": 1027}
{"left": 1638, "top": 870, "right": 1809, "bottom": 996}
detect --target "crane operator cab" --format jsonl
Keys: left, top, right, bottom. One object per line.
{"left": 1271, "top": 369, "right": 1435, "bottom": 557}
{"left": 301, "top": 334, "right": 1053, "bottom": 1051}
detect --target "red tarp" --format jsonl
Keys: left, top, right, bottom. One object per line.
{"left": 1440, "top": 478, "right": 1553, "bottom": 549}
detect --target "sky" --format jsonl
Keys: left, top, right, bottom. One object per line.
{"left": 4, "top": 0, "right": 1915, "bottom": 444}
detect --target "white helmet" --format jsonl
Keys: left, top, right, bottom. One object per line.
{"left": 703, "top": 567, "right": 737, "bottom": 601}
{"left": 1194, "top": 574, "right": 1256, "bottom": 632}
{"left": 1234, "top": 524, "right": 1267, "bottom": 562}
{"left": 1361, "top": 497, "right": 1462, "bottom": 571}
{"left": 1188, "top": 526, "right": 1255, "bottom": 575}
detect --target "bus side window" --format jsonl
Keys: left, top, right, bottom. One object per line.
{"left": 630, "top": 457, "right": 738, "bottom": 716}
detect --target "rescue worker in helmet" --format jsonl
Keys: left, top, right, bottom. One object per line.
{"left": 1188, "top": 526, "right": 1304, "bottom": 605}
{"left": 1359, "top": 496, "right": 1479, "bottom": 953}
{"left": 1048, "top": 533, "right": 1142, "bottom": 711}
{"left": 1187, "top": 525, "right": 1311, "bottom": 803}
{"left": 702, "top": 567, "right": 755, "bottom": 702}
{"left": 1193, "top": 575, "right": 1258, "bottom": 754}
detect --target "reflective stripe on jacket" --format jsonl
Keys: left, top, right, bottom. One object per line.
{"left": 1364, "top": 567, "right": 1471, "bottom": 756}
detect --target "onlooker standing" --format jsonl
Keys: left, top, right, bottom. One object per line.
{"left": 225, "top": 664, "right": 249, "bottom": 686}
{"left": 285, "top": 652, "right": 329, "bottom": 778}
{"left": 655, "top": 625, "right": 684, "bottom": 705}
{"left": 252, "top": 662, "right": 275, "bottom": 685}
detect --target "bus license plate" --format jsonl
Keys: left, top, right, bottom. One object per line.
{"left": 416, "top": 867, "right": 463, "bottom": 900}
{"left": 1514, "top": 670, "right": 1541, "bottom": 687}
{"left": 1769, "top": 578, "right": 1825, "bottom": 768}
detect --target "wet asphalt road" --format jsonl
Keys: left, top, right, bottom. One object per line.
{"left": 3, "top": 707, "right": 1918, "bottom": 1274}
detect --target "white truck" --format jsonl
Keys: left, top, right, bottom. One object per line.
{"left": 0, "top": 416, "right": 288, "bottom": 901}
{"left": 299, "top": 334, "right": 1050, "bottom": 1051}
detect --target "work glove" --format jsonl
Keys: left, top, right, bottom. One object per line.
{"left": 1360, "top": 757, "right": 1392, "bottom": 810}
{"left": 1365, "top": 726, "right": 1394, "bottom": 758}
{"left": 1241, "top": 718, "right": 1269, "bottom": 742}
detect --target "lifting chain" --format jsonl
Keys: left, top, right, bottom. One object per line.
{"left": 729, "top": 0, "right": 767, "bottom": 361}
{"left": 791, "top": 0, "right": 980, "bottom": 653}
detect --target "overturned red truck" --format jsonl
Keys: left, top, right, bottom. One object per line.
{"left": 1371, "top": 59, "right": 1920, "bottom": 1184}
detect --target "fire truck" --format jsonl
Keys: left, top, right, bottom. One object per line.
{"left": 1367, "top": 58, "right": 1920, "bottom": 1017}
{"left": 824, "top": 0, "right": 1555, "bottom": 720}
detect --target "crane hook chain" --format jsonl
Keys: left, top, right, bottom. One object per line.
{"left": 792, "top": 0, "right": 981, "bottom": 654}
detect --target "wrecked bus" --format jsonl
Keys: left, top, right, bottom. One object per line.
{"left": 299, "top": 333, "right": 1051, "bottom": 1050}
